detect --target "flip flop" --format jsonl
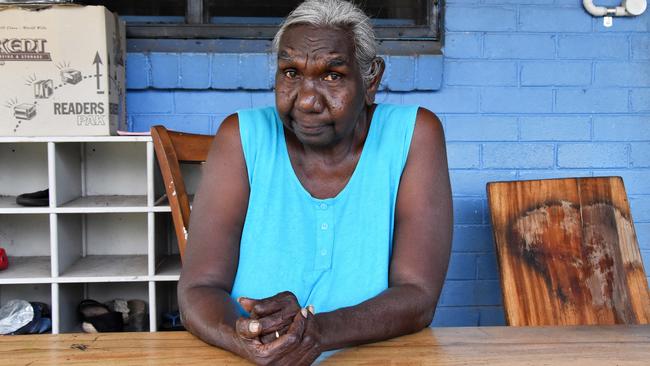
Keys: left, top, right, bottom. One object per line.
{"left": 15, "top": 189, "right": 49, "bottom": 207}
{"left": 160, "top": 310, "right": 185, "bottom": 331}
{"left": 77, "top": 299, "right": 123, "bottom": 333}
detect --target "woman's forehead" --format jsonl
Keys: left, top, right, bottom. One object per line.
{"left": 278, "top": 24, "right": 355, "bottom": 58}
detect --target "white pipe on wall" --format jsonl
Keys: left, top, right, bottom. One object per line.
{"left": 583, "top": 0, "right": 646, "bottom": 16}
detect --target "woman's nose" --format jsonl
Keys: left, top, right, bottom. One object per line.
{"left": 296, "top": 81, "right": 324, "bottom": 113}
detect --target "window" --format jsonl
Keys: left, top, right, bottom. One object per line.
{"left": 79, "top": 0, "right": 441, "bottom": 54}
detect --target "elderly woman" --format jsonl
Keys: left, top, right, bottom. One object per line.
{"left": 178, "top": 0, "right": 452, "bottom": 364}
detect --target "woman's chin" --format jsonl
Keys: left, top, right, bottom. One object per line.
{"left": 293, "top": 125, "right": 333, "bottom": 146}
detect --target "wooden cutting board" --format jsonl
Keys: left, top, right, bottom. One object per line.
{"left": 487, "top": 177, "right": 650, "bottom": 326}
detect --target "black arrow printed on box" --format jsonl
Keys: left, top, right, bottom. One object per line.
{"left": 93, "top": 51, "right": 103, "bottom": 94}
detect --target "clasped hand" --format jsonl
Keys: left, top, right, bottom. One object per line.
{"left": 234, "top": 291, "right": 321, "bottom": 365}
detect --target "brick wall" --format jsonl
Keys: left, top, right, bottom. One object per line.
{"left": 126, "top": 1, "right": 650, "bottom": 326}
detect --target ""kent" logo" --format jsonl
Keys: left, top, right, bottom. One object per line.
{"left": 0, "top": 38, "right": 51, "bottom": 61}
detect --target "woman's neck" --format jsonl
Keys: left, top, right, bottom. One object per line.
{"left": 295, "top": 104, "right": 375, "bottom": 165}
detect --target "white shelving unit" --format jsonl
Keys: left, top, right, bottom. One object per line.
{"left": 0, "top": 136, "right": 182, "bottom": 333}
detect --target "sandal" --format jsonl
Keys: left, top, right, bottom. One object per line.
{"left": 13, "top": 302, "right": 51, "bottom": 335}
{"left": 77, "top": 299, "right": 123, "bottom": 333}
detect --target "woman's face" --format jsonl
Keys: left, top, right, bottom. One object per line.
{"left": 275, "top": 24, "right": 368, "bottom": 148}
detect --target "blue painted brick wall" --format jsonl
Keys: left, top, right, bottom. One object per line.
{"left": 125, "top": 2, "right": 650, "bottom": 327}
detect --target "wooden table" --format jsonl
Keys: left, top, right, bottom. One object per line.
{"left": 1, "top": 325, "right": 649, "bottom": 365}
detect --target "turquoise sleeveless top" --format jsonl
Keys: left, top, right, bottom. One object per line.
{"left": 231, "top": 104, "right": 418, "bottom": 313}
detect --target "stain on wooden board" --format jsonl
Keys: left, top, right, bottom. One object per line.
{"left": 488, "top": 177, "right": 650, "bottom": 326}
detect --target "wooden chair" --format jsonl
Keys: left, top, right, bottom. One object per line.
{"left": 487, "top": 177, "right": 650, "bottom": 326}
{"left": 151, "top": 125, "right": 213, "bottom": 262}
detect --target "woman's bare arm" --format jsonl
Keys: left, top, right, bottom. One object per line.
{"left": 177, "top": 113, "right": 250, "bottom": 351}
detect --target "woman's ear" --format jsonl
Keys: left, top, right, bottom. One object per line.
{"left": 364, "top": 57, "right": 385, "bottom": 106}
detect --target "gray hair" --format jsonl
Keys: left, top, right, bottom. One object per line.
{"left": 272, "top": 0, "right": 380, "bottom": 85}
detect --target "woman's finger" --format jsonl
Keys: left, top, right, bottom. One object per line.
{"left": 251, "top": 291, "right": 300, "bottom": 318}
{"left": 235, "top": 317, "right": 262, "bottom": 339}
{"left": 259, "top": 330, "right": 279, "bottom": 344}
{"left": 237, "top": 297, "right": 258, "bottom": 314}
{"left": 267, "top": 311, "right": 320, "bottom": 365}
{"left": 256, "top": 306, "right": 299, "bottom": 333}
{"left": 255, "top": 309, "right": 307, "bottom": 358}
{"left": 259, "top": 326, "right": 288, "bottom": 344}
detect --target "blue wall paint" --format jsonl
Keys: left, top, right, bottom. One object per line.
{"left": 125, "top": 2, "right": 650, "bottom": 327}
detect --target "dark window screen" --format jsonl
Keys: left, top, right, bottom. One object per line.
{"left": 80, "top": 0, "right": 185, "bottom": 16}
{"left": 75, "top": 0, "right": 440, "bottom": 45}
{"left": 80, "top": 0, "right": 428, "bottom": 26}
{"left": 208, "top": 0, "right": 427, "bottom": 25}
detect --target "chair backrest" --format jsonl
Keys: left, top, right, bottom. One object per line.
{"left": 151, "top": 125, "right": 213, "bottom": 262}
{"left": 487, "top": 176, "right": 650, "bottom": 326}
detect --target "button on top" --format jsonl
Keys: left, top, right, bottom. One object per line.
{"left": 321, "top": 223, "right": 329, "bottom": 230}
{"left": 320, "top": 249, "right": 327, "bottom": 256}
{"left": 319, "top": 203, "right": 328, "bottom": 210}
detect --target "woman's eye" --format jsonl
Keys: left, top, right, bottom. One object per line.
{"left": 323, "top": 73, "right": 341, "bottom": 81}
{"left": 284, "top": 70, "right": 297, "bottom": 79}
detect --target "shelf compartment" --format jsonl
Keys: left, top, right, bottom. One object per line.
{"left": 153, "top": 281, "right": 180, "bottom": 332}
{"left": 53, "top": 141, "right": 148, "bottom": 207}
{"left": 58, "top": 282, "right": 149, "bottom": 333}
{"left": 0, "top": 143, "right": 49, "bottom": 200}
{"left": 153, "top": 212, "right": 180, "bottom": 280}
{"left": 0, "top": 283, "right": 53, "bottom": 333}
{"left": 56, "top": 213, "right": 148, "bottom": 279}
{"left": 0, "top": 214, "right": 51, "bottom": 282}
{"left": 0, "top": 214, "right": 50, "bottom": 255}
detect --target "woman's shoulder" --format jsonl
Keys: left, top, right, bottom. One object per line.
{"left": 414, "top": 107, "right": 443, "bottom": 141}
{"left": 407, "top": 107, "right": 445, "bottom": 161}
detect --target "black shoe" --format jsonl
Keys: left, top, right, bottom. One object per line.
{"left": 16, "top": 189, "right": 49, "bottom": 207}
{"left": 77, "top": 299, "right": 124, "bottom": 333}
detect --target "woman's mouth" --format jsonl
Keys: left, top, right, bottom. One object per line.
{"left": 293, "top": 120, "right": 328, "bottom": 135}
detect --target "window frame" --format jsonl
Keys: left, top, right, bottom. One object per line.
{"left": 124, "top": 0, "right": 443, "bottom": 55}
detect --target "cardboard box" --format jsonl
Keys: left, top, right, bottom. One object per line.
{"left": 0, "top": 5, "right": 126, "bottom": 136}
